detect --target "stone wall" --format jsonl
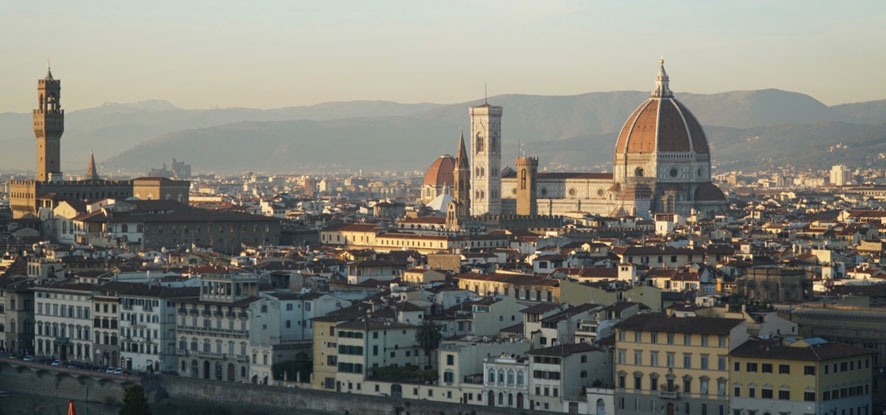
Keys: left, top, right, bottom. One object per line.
{"left": 148, "top": 375, "right": 558, "bottom": 415}
{"left": 0, "top": 360, "right": 561, "bottom": 415}
{"left": 0, "top": 360, "right": 135, "bottom": 404}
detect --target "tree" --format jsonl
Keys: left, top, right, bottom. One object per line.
{"left": 415, "top": 320, "right": 442, "bottom": 369}
{"left": 119, "top": 384, "right": 151, "bottom": 415}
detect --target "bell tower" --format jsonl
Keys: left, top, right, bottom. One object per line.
{"left": 469, "top": 101, "right": 502, "bottom": 216}
{"left": 34, "top": 62, "right": 64, "bottom": 182}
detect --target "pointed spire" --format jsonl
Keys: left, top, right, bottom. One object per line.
{"left": 456, "top": 129, "right": 469, "bottom": 168}
{"left": 87, "top": 152, "right": 99, "bottom": 180}
{"left": 652, "top": 57, "right": 672, "bottom": 98}
{"left": 45, "top": 58, "right": 54, "bottom": 80}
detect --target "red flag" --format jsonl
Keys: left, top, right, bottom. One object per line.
{"left": 67, "top": 400, "right": 77, "bottom": 415}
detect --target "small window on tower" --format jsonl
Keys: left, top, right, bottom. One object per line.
{"left": 670, "top": 168, "right": 678, "bottom": 177}
{"left": 635, "top": 168, "right": 644, "bottom": 177}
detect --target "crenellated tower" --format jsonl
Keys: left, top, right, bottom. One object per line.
{"left": 33, "top": 63, "right": 64, "bottom": 182}
{"left": 515, "top": 156, "right": 538, "bottom": 216}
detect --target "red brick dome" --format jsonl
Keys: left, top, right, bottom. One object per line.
{"left": 423, "top": 156, "right": 455, "bottom": 187}
{"left": 615, "top": 61, "right": 709, "bottom": 155}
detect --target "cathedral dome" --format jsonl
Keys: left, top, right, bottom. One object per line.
{"left": 615, "top": 60, "right": 709, "bottom": 155}
{"left": 423, "top": 155, "right": 455, "bottom": 187}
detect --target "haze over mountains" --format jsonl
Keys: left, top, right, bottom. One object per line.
{"left": 1, "top": 90, "right": 885, "bottom": 175}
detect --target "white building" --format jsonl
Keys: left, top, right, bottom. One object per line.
{"left": 35, "top": 281, "right": 96, "bottom": 363}
{"left": 113, "top": 283, "right": 197, "bottom": 373}
{"left": 483, "top": 353, "right": 531, "bottom": 409}
{"left": 830, "top": 164, "right": 851, "bottom": 186}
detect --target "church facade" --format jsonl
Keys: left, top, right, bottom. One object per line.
{"left": 426, "top": 60, "right": 727, "bottom": 221}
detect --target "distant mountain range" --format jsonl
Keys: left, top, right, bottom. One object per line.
{"left": 1, "top": 89, "right": 885, "bottom": 175}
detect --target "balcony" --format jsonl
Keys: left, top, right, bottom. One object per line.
{"left": 659, "top": 389, "right": 680, "bottom": 399}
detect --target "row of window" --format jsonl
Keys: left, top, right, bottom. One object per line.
{"left": 618, "top": 349, "right": 726, "bottom": 371}
{"left": 618, "top": 330, "right": 727, "bottom": 347}
{"left": 337, "top": 362, "right": 363, "bottom": 374}
{"left": 179, "top": 338, "right": 248, "bottom": 356}
{"left": 36, "top": 303, "right": 90, "bottom": 319}
{"left": 618, "top": 373, "right": 727, "bottom": 396}
{"left": 485, "top": 368, "right": 526, "bottom": 386}
{"left": 338, "top": 345, "right": 363, "bottom": 355}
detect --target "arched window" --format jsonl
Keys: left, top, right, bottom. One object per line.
{"left": 497, "top": 369, "right": 504, "bottom": 384}
{"left": 516, "top": 370, "right": 524, "bottom": 386}
{"left": 507, "top": 370, "right": 514, "bottom": 384}
{"left": 488, "top": 369, "right": 495, "bottom": 384}
{"left": 122, "top": 224, "right": 128, "bottom": 233}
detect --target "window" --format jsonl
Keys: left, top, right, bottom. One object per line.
{"left": 746, "top": 362, "right": 758, "bottom": 372}
{"left": 761, "top": 387, "right": 773, "bottom": 399}
{"left": 778, "top": 389, "right": 789, "bottom": 400}
{"left": 718, "top": 356, "right": 726, "bottom": 371}
{"left": 666, "top": 352, "right": 675, "bottom": 368}
{"left": 634, "top": 332, "right": 641, "bottom": 342}
{"left": 762, "top": 363, "right": 772, "bottom": 373}
{"left": 683, "top": 335, "right": 691, "bottom": 346}
{"left": 667, "top": 333, "right": 674, "bottom": 344}
{"left": 618, "top": 374, "right": 626, "bottom": 389}
{"left": 700, "top": 336, "right": 709, "bottom": 347}
{"left": 650, "top": 333, "right": 658, "bottom": 344}
{"left": 804, "top": 365, "right": 815, "bottom": 375}
{"left": 683, "top": 353, "right": 692, "bottom": 369}
{"left": 651, "top": 376, "right": 658, "bottom": 391}
{"left": 778, "top": 364, "right": 790, "bottom": 374}
{"left": 734, "top": 385, "right": 741, "bottom": 397}
{"left": 700, "top": 354, "right": 709, "bottom": 370}
{"left": 718, "top": 336, "right": 726, "bottom": 347}
{"left": 634, "top": 375, "right": 642, "bottom": 390}
{"left": 650, "top": 351, "right": 659, "bottom": 367}
{"left": 734, "top": 362, "right": 740, "bottom": 372}
{"left": 804, "top": 391, "right": 815, "bottom": 401}
{"left": 618, "top": 349, "right": 626, "bottom": 364}
{"left": 634, "top": 350, "right": 642, "bottom": 365}
{"left": 700, "top": 378, "right": 709, "bottom": 395}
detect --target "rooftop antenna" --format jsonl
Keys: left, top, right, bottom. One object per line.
{"left": 484, "top": 81, "right": 488, "bottom": 105}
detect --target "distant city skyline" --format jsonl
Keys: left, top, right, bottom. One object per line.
{"left": 1, "top": 1, "right": 885, "bottom": 112}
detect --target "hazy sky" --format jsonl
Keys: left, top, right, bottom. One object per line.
{"left": 1, "top": 0, "right": 884, "bottom": 112}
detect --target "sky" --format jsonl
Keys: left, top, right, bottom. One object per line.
{"left": 0, "top": 0, "right": 884, "bottom": 112}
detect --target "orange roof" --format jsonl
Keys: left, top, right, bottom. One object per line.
{"left": 615, "top": 95, "right": 709, "bottom": 155}
{"left": 423, "top": 156, "right": 455, "bottom": 187}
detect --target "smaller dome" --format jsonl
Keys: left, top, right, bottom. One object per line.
{"left": 695, "top": 183, "right": 726, "bottom": 201}
{"left": 423, "top": 156, "right": 455, "bottom": 187}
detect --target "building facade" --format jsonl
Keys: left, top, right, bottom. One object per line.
{"left": 613, "top": 315, "right": 748, "bottom": 415}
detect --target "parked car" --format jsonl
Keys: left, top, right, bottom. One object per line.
{"left": 22, "top": 356, "right": 34, "bottom": 362}
{"left": 50, "top": 361, "right": 61, "bottom": 367}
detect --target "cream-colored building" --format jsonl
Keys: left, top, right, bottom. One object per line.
{"left": 457, "top": 272, "right": 559, "bottom": 303}
{"left": 729, "top": 337, "right": 873, "bottom": 415}
{"left": 613, "top": 314, "right": 748, "bottom": 415}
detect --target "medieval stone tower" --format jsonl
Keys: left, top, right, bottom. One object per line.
{"left": 469, "top": 102, "right": 502, "bottom": 216}
{"left": 34, "top": 64, "right": 64, "bottom": 182}
{"left": 515, "top": 156, "right": 538, "bottom": 216}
